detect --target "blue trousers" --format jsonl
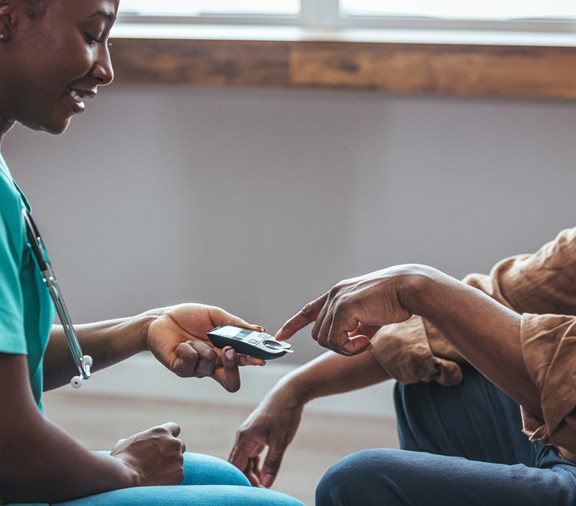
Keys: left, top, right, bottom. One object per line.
{"left": 54, "top": 453, "right": 303, "bottom": 506}
{"left": 317, "top": 366, "right": 576, "bottom": 506}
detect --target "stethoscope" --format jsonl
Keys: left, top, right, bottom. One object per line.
{"left": 22, "top": 208, "right": 92, "bottom": 388}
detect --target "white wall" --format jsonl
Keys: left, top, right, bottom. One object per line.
{"left": 4, "top": 86, "right": 576, "bottom": 365}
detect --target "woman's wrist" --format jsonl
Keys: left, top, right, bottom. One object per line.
{"left": 133, "top": 308, "right": 166, "bottom": 353}
{"left": 101, "top": 452, "right": 141, "bottom": 489}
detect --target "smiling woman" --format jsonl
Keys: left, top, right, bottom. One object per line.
{"left": 0, "top": 1, "right": 304, "bottom": 505}
{"left": 0, "top": 0, "right": 115, "bottom": 135}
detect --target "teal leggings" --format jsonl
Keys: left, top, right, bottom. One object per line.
{"left": 317, "top": 366, "right": 576, "bottom": 506}
{"left": 54, "top": 453, "right": 303, "bottom": 506}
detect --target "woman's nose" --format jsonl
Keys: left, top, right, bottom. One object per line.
{"left": 91, "top": 50, "right": 114, "bottom": 86}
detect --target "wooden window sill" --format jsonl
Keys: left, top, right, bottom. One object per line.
{"left": 109, "top": 24, "right": 576, "bottom": 99}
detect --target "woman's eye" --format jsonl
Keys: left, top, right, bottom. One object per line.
{"left": 84, "top": 32, "right": 102, "bottom": 45}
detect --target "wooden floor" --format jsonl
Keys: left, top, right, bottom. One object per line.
{"left": 43, "top": 391, "right": 398, "bottom": 506}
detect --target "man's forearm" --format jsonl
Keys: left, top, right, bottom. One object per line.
{"left": 400, "top": 266, "right": 540, "bottom": 416}
{"left": 277, "top": 349, "right": 391, "bottom": 406}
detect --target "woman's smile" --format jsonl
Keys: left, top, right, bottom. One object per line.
{"left": 65, "top": 86, "right": 97, "bottom": 114}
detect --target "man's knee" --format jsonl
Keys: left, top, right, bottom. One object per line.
{"left": 316, "top": 449, "right": 407, "bottom": 506}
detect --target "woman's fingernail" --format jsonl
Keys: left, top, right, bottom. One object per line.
{"left": 225, "top": 348, "right": 235, "bottom": 360}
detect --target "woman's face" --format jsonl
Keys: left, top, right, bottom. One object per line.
{"left": 0, "top": 0, "right": 119, "bottom": 135}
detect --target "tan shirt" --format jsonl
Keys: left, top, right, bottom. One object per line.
{"left": 371, "top": 227, "right": 576, "bottom": 460}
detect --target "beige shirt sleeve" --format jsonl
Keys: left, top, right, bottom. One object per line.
{"left": 520, "top": 313, "right": 576, "bottom": 461}
{"left": 371, "top": 227, "right": 576, "bottom": 387}
{"left": 370, "top": 316, "right": 464, "bottom": 386}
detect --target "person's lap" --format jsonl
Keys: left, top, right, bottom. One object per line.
{"left": 316, "top": 366, "right": 576, "bottom": 506}
{"left": 54, "top": 453, "right": 303, "bottom": 506}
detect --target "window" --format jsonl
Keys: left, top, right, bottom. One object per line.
{"left": 341, "top": 1, "right": 576, "bottom": 20}
{"left": 118, "top": 0, "right": 576, "bottom": 32}
{"left": 119, "top": 1, "right": 299, "bottom": 18}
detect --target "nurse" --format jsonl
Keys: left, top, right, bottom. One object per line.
{"left": 0, "top": 1, "right": 303, "bottom": 505}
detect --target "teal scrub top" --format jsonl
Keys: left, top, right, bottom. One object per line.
{"left": 0, "top": 155, "right": 55, "bottom": 408}
{"left": 0, "top": 157, "right": 58, "bottom": 506}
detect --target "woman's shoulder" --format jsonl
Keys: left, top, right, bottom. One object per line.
{"left": 0, "top": 171, "right": 25, "bottom": 234}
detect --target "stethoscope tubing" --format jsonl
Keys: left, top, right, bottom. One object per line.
{"left": 22, "top": 209, "right": 92, "bottom": 387}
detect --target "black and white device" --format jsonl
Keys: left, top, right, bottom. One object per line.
{"left": 207, "top": 325, "right": 293, "bottom": 360}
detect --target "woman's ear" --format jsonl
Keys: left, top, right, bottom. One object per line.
{"left": 0, "top": 2, "right": 15, "bottom": 42}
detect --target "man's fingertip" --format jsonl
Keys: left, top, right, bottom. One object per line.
{"left": 274, "top": 329, "right": 289, "bottom": 341}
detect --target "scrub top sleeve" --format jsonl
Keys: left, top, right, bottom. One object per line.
{"left": 0, "top": 189, "right": 27, "bottom": 355}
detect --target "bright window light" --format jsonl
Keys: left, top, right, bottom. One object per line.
{"left": 119, "top": 0, "right": 300, "bottom": 16}
{"left": 340, "top": 1, "right": 576, "bottom": 20}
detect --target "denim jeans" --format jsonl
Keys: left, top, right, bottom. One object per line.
{"left": 54, "top": 453, "right": 303, "bottom": 506}
{"left": 316, "top": 366, "right": 576, "bottom": 506}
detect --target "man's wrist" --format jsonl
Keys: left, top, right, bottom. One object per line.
{"left": 274, "top": 369, "right": 316, "bottom": 406}
{"left": 396, "top": 265, "right": 443, "bottom": 320}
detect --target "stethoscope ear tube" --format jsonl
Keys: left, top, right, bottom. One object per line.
{"left": 22, "top": 209, "right": 93, "bottom": 387}
{"left": 23, "top": 210, "right": 48, "bottom": 271}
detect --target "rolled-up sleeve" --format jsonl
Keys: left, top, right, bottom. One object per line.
{"left": 371, "top": 316, "right": 463, "bottom": 386}
{"left": 371, "top": 227, "right": 576, "bottom": 388}
{"left": 464, "top": 228, "right": 576, "bottom": 315}
{"left": 520, "top": 313, "right": 576, "bottom": 460}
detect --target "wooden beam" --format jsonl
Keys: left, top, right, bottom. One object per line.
{"left": 109, "top": 37, "right": 576, "bottom": 99}
{"left": 110, "top": 39, "right": 291, "bottom": 87}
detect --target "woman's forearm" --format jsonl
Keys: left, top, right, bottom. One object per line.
{"left": 43, "top": 310, "right": 158, "bottom": 390}
{"left": 0, "top": 355, "right": 136, "bottom": 503}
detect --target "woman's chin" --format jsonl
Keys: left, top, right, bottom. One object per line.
{"left": 24, "top": 117, "right": 73, "bottom": 136}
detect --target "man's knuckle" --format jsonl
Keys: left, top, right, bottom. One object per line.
{"left": 265, "top": 458, "right": 281, "bottom": 471}
{"left": 300, "top": 302, "right": 315, "bottom": 316}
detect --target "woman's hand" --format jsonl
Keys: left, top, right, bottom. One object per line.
{"left": 229, "top": 385, "right": 304, "bottom": 488}
{"left": 111, "top": 422, "right": 185, "bottom": 486}
{"left": 146, "top": 303, "right": 265, "bottom": 392}
{"left": 276, "top": 267, "right": 416, "bottom": 355}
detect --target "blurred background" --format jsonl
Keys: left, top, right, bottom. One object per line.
{"left": 4, "top": 2, "right": 576, "bottom": 503}
{"left": 6, "top": 88, "right": 576, "bottom": 359}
